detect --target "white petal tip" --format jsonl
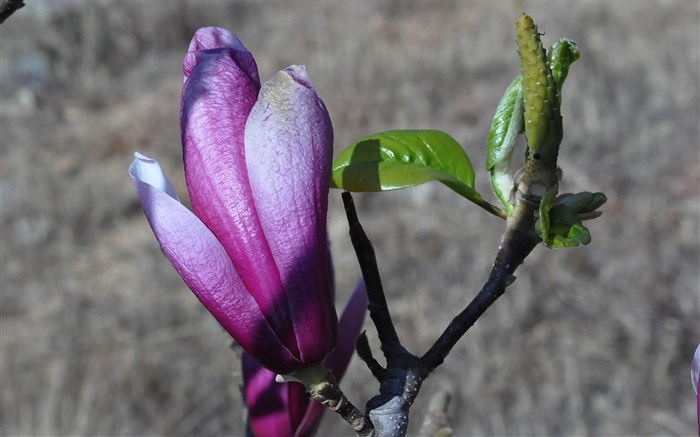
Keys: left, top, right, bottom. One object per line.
{"left": 275, "top": 374, "right": 300, "bottom": 384}
{"left": 129, "top": 152, "right": 180, "bottom": 201}
{"left": 134, "top": 151, "right": 155, "bottom": 163}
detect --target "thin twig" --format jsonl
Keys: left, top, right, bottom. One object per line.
{"left": 287, "top": 365, "right": 376, "bottom": 436}
{"left": 355, "top": 331, "right": 385, "bottom": 380}
{"left": 418, "top": 391, "right": 454, "bottom": 437}
{"left": 0, "top": 0, "right": 25, "bottom": 25}
{"left": 314, "top": 381, "right": 376, "bottom": 437}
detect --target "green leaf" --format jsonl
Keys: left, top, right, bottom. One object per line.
{"left": 535, "top": 186, "right": 557, "bottom": 243}
{"left": 486, "top": 77, "right": 523, "bottom": 212}
{"left": 537, "top": 190, "right": 594, "bottom": 248}
{"left": 331, "top": 130, "right": 482, "bottom": 203}
{"left": 547, "top": 38, "right": 580, "bottom": 99}
{"left": 556, "top": 191, "right": 607, "bottom": 214}
{"left": 549, "top": 221, "right": 591, "bottom": 248}
{"left": 486, "top": 77, "right": 524, "bottom": 171}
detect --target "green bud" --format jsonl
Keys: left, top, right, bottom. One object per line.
{"left": 516, "top": 13, "right": 562, "bottom": 164}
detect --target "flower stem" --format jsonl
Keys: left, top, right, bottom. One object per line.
{"left": 287, "top": 365, "right": 376, "bottom": 436}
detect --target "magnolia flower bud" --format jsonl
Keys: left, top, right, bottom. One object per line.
{"left": 130, "top": 27, "right": 342, "bottom": 375}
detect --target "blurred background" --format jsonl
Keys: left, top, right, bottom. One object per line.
{"left": 1, "top": 1, "right": 698, "bottom": 436}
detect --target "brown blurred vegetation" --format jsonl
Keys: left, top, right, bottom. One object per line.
{"left": 1, "top": 1, "right": 698, "bottom": 436}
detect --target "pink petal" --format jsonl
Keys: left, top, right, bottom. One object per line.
{"left": 129, "top": 153, "right": 301, "bottom": 374}
{"left": 245, "top": 65, "right": 336, "bottom": 365}
{"left": 181, "top": 40, "right": 299, "bottom": 356}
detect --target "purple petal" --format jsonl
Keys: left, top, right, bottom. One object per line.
{"left": 129, "top": 153, "right": 301, "bottom": 374}
{"left": 243, "top": 353, "right": 310, "bottom": 437}
{"left": 692, "top": 344, "right": 700, "bottom": 435}
{"left": 325, "top": 280, "right": 368, "bottom": 381}
{"left": 245, "top": 65, "right": 336, "bottom": 365}
{"left": 183, "top": 27, "right": 259, "bottom": 86}
{"left": 242, "top": 282, "right": 367, "bottom": 437}
{"left": 297, "top": 280, "right": 368, "bottom": 437}
{"left": 187, "top": 27, "right": 249, "bottom": 54}
{"left": 181, "top": 39, "right": 299, "bottom": 356}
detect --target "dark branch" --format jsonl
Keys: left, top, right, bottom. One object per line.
{"left": 421, "top": 226, "right": 537, "bottom": 371}
{"left": 0, "top": 0, "right": 25, "bottom": 25}
{"left": 355, "top": 331, "right": 385, "bottom": 380}
{"left": 341, "top": 184, "right": 542, "bottom": 436}
{"left": 342, "top": 192, "right": 403, "bottom": 358}
{"left": 343, "top": 192, "right": 429, "bottom": 437}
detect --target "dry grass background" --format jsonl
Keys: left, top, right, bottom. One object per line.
{"left": 1, "top": 1, "right": 698, "bottom": 436}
